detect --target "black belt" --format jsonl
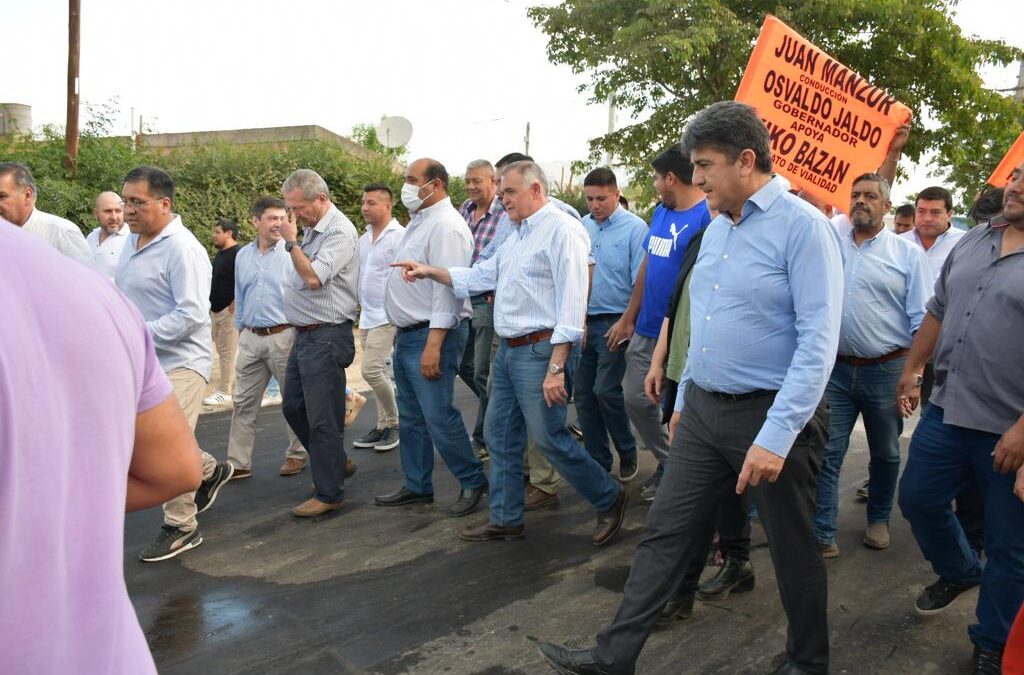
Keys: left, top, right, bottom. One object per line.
{"left": 588, "top": 313, "right": 622, "bottom": 322}
{"left": 397, "top": 321, "right": 431, "bottom": 333}
{"left": 699, "top": 386, "right": 777, "bottom": 402}
{"left": 294, "top": 321, "right": 350, "bottom": 333}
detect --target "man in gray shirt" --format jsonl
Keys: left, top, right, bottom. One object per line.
{"left": 896, "top": 159, "right": 1024, "bottom": 673}
{"left": 280, "top": 169, "right": 360, "bottom": 518}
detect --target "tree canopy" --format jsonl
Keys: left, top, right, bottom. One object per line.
{"left": 529, "top": 0, "right": 1023, "bottom": 204}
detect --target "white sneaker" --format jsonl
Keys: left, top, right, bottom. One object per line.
{"left": 261, "top": 393, "right": 283, "bottom": 407}
{"left": 204, "top": 391, "right": 232, "bottom": 406}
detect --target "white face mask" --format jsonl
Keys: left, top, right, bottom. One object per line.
{"left": 401, "top": 181, "right": 434, "bottom": 212}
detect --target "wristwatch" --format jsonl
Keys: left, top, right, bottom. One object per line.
{"left": 284, "top": 240, "right": 297, "bottom": 252}
{"left": 914, "top": 373, "right": 924, "bottom": 387}
{"left": 548, "top": 362, "right": 565, "bottom": 375}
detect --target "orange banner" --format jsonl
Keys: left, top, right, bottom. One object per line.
{"left": 735, "top": 15, "right": 912, "bottom": 211}
{"left": 987, "top": 129, "right": 1024, "bottom": 187}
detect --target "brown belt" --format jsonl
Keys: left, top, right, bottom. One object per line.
{"left": 837, "top": 348, "right": 908, "bottom": 367}
{"left": 293, "top": 323, "right": 324, "bottom": 333}
{"left": 506, "top": 329, "right": 554, "bottom": 348}
{"left": 247, "top": 324, "right": 292, "bottom": 336}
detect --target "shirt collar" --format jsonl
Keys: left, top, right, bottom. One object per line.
{"left": 311, "top": 205, "right": 338, "bottom": 234}
{"left": 415, "top": 196, "right": 453, "bottom": 217}
{"left": 745, "top": 175, "right": 788, "bottom": 214}
{"left": 133, "top": 215, "right": 183, "bottom": 252}
{"left": 519, "top": 201, "right": 557, "bottom": 231}
{"left": 594, "top": 205, "right": 623, "bottom": 227}
{"left": 114, "top": 223, "right": 130, "bottom": 237}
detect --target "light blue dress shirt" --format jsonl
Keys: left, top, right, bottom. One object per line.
{"left": 583, "top": 205, "right": 648, "bottom": 314}
{"left": 837, "top": 227, "right": 930, "bottom": 358}
{"left": 673, "top": 177, "right": 844, "bottom": 458}
{"left": 477, "top": 195, "right": 582, "bottom": 262}
{"left": 450, "top": 202, "right": 590, "bottom": 344}
{"left": 115, "top": 216, "right": 213, "bottom": 378}
{"left": 234, "top": 239, "right": 293, "bottom": 330}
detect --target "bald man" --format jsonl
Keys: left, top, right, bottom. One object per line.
{"left": 86, "top": 191, "right": 130, "bottom": 279}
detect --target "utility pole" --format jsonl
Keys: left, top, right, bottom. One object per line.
{"left": 524, "top": 122, "right": 531, "bottom": 156}
{"left": 605, "top": 94, "right": 617, "bottom": 166}
{"left": 1016, "top": 59, "right": 1024, "bottom": 103}
{"left": 64, "top": 0, "right": 81, "bottom": 174}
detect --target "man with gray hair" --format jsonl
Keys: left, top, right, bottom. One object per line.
{"left": 391, "top": 160, "right": 627, "bottom": 546}
{"left": 0, "top": 162, "right": 89, "bottom": 262}
{"left": 279, "top": 168, "right": 360, "bottom": 518}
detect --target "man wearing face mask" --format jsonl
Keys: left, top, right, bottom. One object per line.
{"left": 376, "top": 158, "right": 488, "bottom": 518}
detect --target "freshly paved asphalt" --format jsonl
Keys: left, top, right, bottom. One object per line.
{"left": 125, "top": 386, "right": 975, "bottom": 674}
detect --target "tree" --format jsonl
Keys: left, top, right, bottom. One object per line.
{"left": 528, "top": 0, "right": 1024, "bottom": 205}
{"left": 351, "top": 121, "right": 409, "bottom": 162}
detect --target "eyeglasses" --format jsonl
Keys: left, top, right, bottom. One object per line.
{"left": 121, "top": 197, "right": 165, "bottom": 210}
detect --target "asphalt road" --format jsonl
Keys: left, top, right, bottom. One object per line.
{"left": 124, "top": 386, "right": 975, "bottom": 674}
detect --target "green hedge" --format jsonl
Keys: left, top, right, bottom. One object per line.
{"left": 0, "top": 132, "right": 441, "bottom": 253}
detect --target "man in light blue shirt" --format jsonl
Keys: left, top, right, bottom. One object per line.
{"left": 539, "top": 101, "right": 843, "bottom": 675}
{"left": 576, "top": 167, "right": 648, "bottom": 481}
{"left": 225, "top": 196, "right": 307, "bottom": 479}
{"left": 812, "top": 174, "right": 930, "bottom": 558}
{"left": 391, "top": 161, "right": 628, "bottom": 547}
{"left": 115, "top": 166, "right": 234, "bottom": 562}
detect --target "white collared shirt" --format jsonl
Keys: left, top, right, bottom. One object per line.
{"left": 358, "top": 218, "right": 405, "bottom": 329}
{"left": 385, "top": 197, "right": 472, "bottom": 329}
{"left": 22, "top": 208, "right": 90, "bottom": 263}
{"left": 901, "top": 226, "right": 967, "bottom": 284}
{"left": 85, "top": 224, "right": 130, "bottom": 279}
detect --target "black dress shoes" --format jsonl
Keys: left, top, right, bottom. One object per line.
{"left": 448, "top": 482, "right": 488, "bottom": 517}
{"left": 458, "top": 521, "right": 524, "bottom": 541}
{"left": 973, "top": 645, "right": 1003, "bottom": 674}
{"left": 374, "top": 486, "right": 434, "bottom": 507}
{"left": 654, "top": 591, "right": 695, "bottom": 628}
{"left": 697, "top": 556, "right": 755, "bottom": 601}
{"left": 537, "top": 642, "right": 622, "bottom": 675}
{"left": 771, "top": 663, "right": 816, "bottom": 675}
{"left": 593, "top": 486, "right": 628, "bottom": 546}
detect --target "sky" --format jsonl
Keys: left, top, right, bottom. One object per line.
{"left": 3, "top": 0, "right": 1022, "bottom": 205}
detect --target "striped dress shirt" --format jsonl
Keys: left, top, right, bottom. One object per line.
{"left": 283, "top": 204, "right": 360, "bottom": 326}
{"left": 449, "top": 201, "right": 590, "bottom": 344}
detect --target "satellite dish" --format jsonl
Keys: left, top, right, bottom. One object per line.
{"left": 375, "top": 116, "right": 413, "bottom": 148}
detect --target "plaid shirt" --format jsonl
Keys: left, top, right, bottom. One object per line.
{"left": 459, "top": 196, "right": 503, "bottom": 264}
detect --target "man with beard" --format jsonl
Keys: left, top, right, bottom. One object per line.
{"left": 86, "top": 191, "right": 130, "bottom": 279}
{"left": 896, "top": 160, "right": 1024, "bottom": 674}
{"left": 812, "top": 174, "right": 930, "bottom": 557}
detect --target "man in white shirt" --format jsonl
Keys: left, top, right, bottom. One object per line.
{"left": 902, "top": 185, "right": 967, "bottom": 283}
{"left": 375, "top": 158, "right": 488, "bottom": 518}
{"left": 353, "top": 183, "right": 404, "bottom": 452}
{"left": 0, "top": 162, "right": 90, "bottom": 263}
{"left": 86, "top": 191, "right": 130, "bottom": 279}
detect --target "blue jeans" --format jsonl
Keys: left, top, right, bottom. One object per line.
{"left": 393, "top": 322, "right": 486, "bottom": 495}
{"left": 814, "top": 358, "right": 904, "bottom": 544}
{"left": 575, "top": 316, "right": 638, "bottom": 471}
{"left": 899, "top": 404, "right": 1024, "bottom": 650}
{"left": 486, "top": 339, "right": 620, "bottom": 527}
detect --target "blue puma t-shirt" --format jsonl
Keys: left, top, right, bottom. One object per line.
{"left": 635, "top": 200, "right": 711, "bottom": 338}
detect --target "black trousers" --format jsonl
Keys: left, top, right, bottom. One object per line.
{"left": 594, "top": 384, "right": 831, "bottom": 674}
{"left": 282, "top": 322, "right": 354, "bottom": 504}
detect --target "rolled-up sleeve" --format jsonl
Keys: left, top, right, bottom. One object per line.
{"left": 754, "top": 218, "right": 843, "bottom": 458}
{"left": 427, "top": 226, "right": 472, "bottom": 329}
{"left": 146, "top": 246, "right": 212, "bottom": 344}
{"left": 549, "top": 225, "right": 589, "bottom": 344}
{"left": 309, "top": 227, "right": 357, "bottom": 287}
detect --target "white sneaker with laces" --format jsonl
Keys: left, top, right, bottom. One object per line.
{"left": 204, "top": 391, "right": 232, "bottom": 406}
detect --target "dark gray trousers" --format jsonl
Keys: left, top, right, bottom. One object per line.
{"left": 594, "top": 383, "right": 831, "bottom": 674}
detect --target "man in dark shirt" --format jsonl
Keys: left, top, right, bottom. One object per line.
{"left": 896, "top": 160, "right": 1024, "bottom": 674}
{"left": 206, "top": 219, "right": 241, "bottom": 405}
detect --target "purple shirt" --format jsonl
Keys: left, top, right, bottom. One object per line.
{"left": 0, "top": 222, "right": 170, "bottom": 674}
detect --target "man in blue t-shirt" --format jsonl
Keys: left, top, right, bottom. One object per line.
{"left": 606, "top": 145, "right": 710, "bottom": 500}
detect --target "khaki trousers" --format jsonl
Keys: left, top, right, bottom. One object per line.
{"left": 227, "top": 328, "right": 306, "bottom": 469}
{"left": 164, "top": 368, "right": 218, "bottom": 531}
{"left": 359, "top": 324, "right": 399, "bottom": 429}
{"left": 211, "top": 307, "right": 239, "bottom": 394}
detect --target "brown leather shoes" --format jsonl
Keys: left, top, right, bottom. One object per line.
{"left": 345, "top": 456, "right": 356, "bottom": 478}
{"left": 458, "top": 521, "right": 525, "bottom": 542}
{"left": 524, "top": 484, "right": 559, "bottom": 511}
{"left": 292, "top": 498, "right": 344, "bottom": 517}
{"left": 279, "top": 457, "right": 307, "bottom": 476}
{"left": 593, "top": 486, "right": 628, "bottom": 546}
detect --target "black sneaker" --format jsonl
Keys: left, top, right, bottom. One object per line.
{"left": 972, "top": 645, "right": 1003, "bottom": 674}
{"left": 568, "top": 423, "right": 584, "bottom": 441}
{"left": 374, "top": 427, "right": 400, "bottom": 452}
{"left": 641, "top": 463, "right": 664, "bottom": 501}
{"left": 619, "top": 456, "right": 639, "bottom": 482}
{"left": 139, "top": 525, "right": 202, "bottom": 562}
{"left": 353, "top": 427, "right": 385, "bottom": 448}
{"left": 195, "top": 462, "right": 234, "bottom": 514}
{"left": 915, "top": 577, "right": 979, "bottom": 615}
{"left": 472, "top": 440, "right": 489, "bottom": 460}
{"left": 856, "top": 478, "right": 869, "bottom": 500}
